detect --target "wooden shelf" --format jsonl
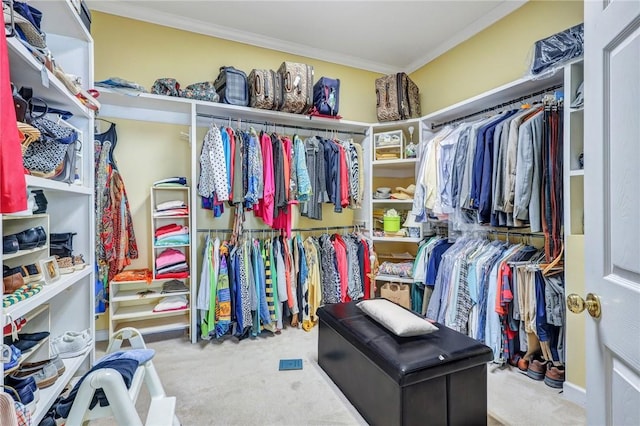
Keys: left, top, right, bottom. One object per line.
{"left": 570, "top": 169, "right": 585, "bottom": 177}
{"left": 25, "top": 175, "right": 93, "bottom": 194}
{"left": 5, "top": 267, "right": 91, "bottom": 319}
{"left": 18, "top": 336, "right": 50, "bottom": 364}
{"left": 30, "top": 0, "right": 92, "bottom": 43}
{"left": 372, "top": 199, "right": 414, "bottom": 204}
{"left": 153, "top": 243, "right": 190, "bottom": 248}
{"left": 153, "top": 214, "right": 190, "bottom": 219}
{"left": 114, "top": 316, "right": 190, "bottom": 336}
{"left": 2, "top": 214, "right": 49, "bottom": 221}
{"left": 2, "top": 245, "right": 49, "bottom": 261}
{"left": 372, "top": 159, "right": 417, "bottom": 167}
{"left": 372, "top": 236, "right": 421, "bottom": 243}
{"left": 32, "top": 350, "right": 91, "bottom": 424}
{"left": 375, "top": 275, "right": 414, "bottom": 284}
{"left": 111, "top": 288, "right": 189, "bottom": 303}
{"left": 6, "top": 37, "right": 91, "bottom": 119}
{"left": 112, "top": 304, "right": 189, "bottom": 321}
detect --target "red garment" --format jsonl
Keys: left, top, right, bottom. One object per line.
{"left": 155, "top": 271, "right": 189, "bottom": 279}
{"left": 0, "top": 31, "right": 27, "bottom": 213}
{"left": 155, "top": 223, "right": 183, "bottom": 237}
{"left": 495, "top": 262, "right": 513, "bottom": 316}
{"left": 332, "top": 235, "right": 349, "bottom": 302}
{"left": 272, "top": 137, "right": 293, "bottom": 237}
{"left": 362, "top": 241, "right": 371, "bottom": 299}
{"left": 255, "top": 132, "right": 275, "bottom": 226}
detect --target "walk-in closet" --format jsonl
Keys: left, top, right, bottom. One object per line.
{"left": 2, "top": 1, "right": 637, "bottom": 425}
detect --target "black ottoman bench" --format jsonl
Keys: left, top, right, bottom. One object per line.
{"left": 317, "top": 301, "right": 493, "bottom": 426}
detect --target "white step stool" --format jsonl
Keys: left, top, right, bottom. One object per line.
{"left": 65, "top": 328, "right": 180, "bottom": 426}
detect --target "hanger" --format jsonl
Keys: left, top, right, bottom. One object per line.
{"left": 541, "top": 243, "right": 564, "bottom": 275}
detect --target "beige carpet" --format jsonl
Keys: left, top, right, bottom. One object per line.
{"left": 88, "top": 326, "right": 583, "bottom": 425}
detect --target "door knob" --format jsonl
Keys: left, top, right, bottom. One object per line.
{"left": 567, "top": 293, "right": 601, "bottom": 318}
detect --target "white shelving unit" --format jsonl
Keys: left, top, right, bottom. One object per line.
{"left": 108, "top": 279, "right": 190, "bottom": 338}
{"left": 98, "top": 86, "right": 370, "bottom": 343}
{"left": 150, "top": 186, "right": 191, "bottom": 279}
{"left": 364, "top": 119, "right": 423, "bottom": 298}
{"left": 1, "top": 1, "right": 95, "bottom": 423}
{"left": 107, "top": 186, "right": 192, "bottom": 339}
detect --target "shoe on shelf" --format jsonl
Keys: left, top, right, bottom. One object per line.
{"left": 5, "top": 374, "right": 40, "bottom": 404}
{"left": 35, "top": 226, "right": 47, "bottom": 248}
{"left": 63, "top": 329, "right": 92, "bottom": 346}
{"left": 21, "top": 263, "right": 43, "bottom": 284}
{"left": 14, "top": 227, "right": 41, "bottom": 250}
{"left": 527, "top": 356, "right": 548, "bottom": 381}
{"left": 544, "top": 363, "right": 566, "bottom": 388}
{"left": 19, "top": 354, "right": 65, "bottom": 376}
{"left": 3, "top": 383, "right": 36, "bottom": 414}
{"left": 3, "top": 235, "right": 19, "bottom": 254}
{"left": 51, "top": 332, "right": 91, "bottom": 359}
{"left": 1, "top": 344, "right": 22, "bottom": 374}
{"left": 5, "top": 331, "right": 50, "bottom": 353}
{"left": 72, "top": 255, "right": 87, "bottom": 271}
{"left": 31, "top": 189, "right": 47, "bottom": 214}
{"left": 3, "top": 317, "right": 27, "bottom": 337}
{"left": 13, "top": 362, "right": 59, "bottom": 389}
{"left": 56, "top": 257, "right": 74, "bottom": 274}
{"left": 3, "top": 266, "right": 25, "bottom": 294}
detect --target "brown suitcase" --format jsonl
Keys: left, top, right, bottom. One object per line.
{"left": 375, "top": 73, "right": 421, "bottom": 122}
{"left": 277, "top": 61, "right": 314, "bottom": 114}
{"left": 248, "top": 69, "right": 281, "bottom": 110}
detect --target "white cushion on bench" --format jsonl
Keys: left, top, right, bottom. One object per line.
{"left": 357, "top": 298, "right": 439, "bottom": 337}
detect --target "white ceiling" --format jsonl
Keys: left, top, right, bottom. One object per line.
{"left": 88, "top": 0, "right": 527, "bottom": 74}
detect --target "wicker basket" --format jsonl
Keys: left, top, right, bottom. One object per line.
{"left": 17, "top": 121, "right": 41, "bottom": 155}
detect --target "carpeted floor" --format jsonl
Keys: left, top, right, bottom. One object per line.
{"left": 90, "top": 327, "right": 584, "bottom": 425}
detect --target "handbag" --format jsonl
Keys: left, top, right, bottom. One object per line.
{"left": 151, "top": 78, "right": 182, "bottom": 97}
{"left": 49, "top": 232, "right": 76, "bottom": 258}
{"left": 181, "top": 81, "right": 219, "bottom": 102}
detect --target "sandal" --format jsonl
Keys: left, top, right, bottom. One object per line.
{"left": 56, "top": 257, "right": 74, "bottom": 274}
{"left": 72, "top": 255, "right": 86, "bottom": 271}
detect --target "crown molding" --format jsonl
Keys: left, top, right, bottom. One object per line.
{"left": 404, "top": 0, "right": 528, "bottom": 74}
{"left": 88, "top": 0, "right": 403, "bottom": 75}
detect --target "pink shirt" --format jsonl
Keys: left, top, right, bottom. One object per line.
{"left": 256, "top": 132, "right": 275, "bottom": 226}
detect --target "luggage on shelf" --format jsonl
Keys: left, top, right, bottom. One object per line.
{"left": 313, "top": 76, "right": 340, "bottom": 116}
{"left": 375, "top": 72, "right": 421, "bottom": 122}
{"left": 214, "top": 66, "right": 249, "bottom": 106}
{"left": 277, "top": 61, "right": 314, "bottom": 114}
{"left": 248, "top": 69, "right": 281, "bottom": 110}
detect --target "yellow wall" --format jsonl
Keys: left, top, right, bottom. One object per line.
{"left": 92, "top": 12, "right": 379, "bottom": 123}
{"left": 93, "top": 4, "right": 587, "bottom": 388}
{"left": 410, "top": 0, "right": 584, "bottom": 115}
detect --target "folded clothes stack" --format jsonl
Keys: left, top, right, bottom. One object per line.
{"left": 153, "top": 176, "right": 187, "bottom": 187}
{"left": 153, "top": 295, "right": 188, "bottom": 312}
{"left": 155, "top": 248, "right": 188, "bottom": 279}
{"left": 154, "top": 200, "right": 189, "bottom": 217}
{"left": 161, "top": 279, "right": 188, "bottom": 294}
{"left": 154, "top": 223, "right": 189, "bottom": 246}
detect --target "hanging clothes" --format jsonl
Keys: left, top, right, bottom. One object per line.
{"left": 95, "top": 123, "right": 138, "bottom": 285}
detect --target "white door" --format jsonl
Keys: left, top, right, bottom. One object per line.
{"left": 584, "top": 1, "right": 640, "bottom": 424}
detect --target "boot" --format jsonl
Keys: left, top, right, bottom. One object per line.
{"left": 31, "top": 189, "right": 47, "bottom": 214}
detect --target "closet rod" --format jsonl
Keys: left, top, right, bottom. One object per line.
{"left": 430, "top": 83, "right": 563, "bottom": 130}
{"left": 196, "top": 113, "right": 367, "bottom": 136}
{"left": 196, "top": 225, "right": 355, "bottom": 234}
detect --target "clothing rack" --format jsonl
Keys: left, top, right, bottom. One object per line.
{"left": 430, "top": 83, "right": 563, "bottom": 129}
{"left": 196, "top": 225, "right": 359, "bottom": 234}
{"left": 195, "top": 113, "right": 367, "bottom": 136}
